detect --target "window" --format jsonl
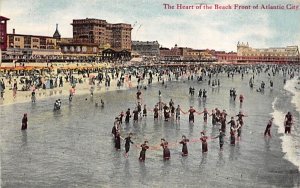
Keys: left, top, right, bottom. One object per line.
{"left": 64, "top": 46, "right": 68, "bottom": 52}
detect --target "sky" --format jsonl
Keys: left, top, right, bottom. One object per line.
{"left": 1, "top": 0, "right": 300, "bottom": 51}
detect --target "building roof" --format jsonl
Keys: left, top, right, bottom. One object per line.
{"left": 7, "top": 33, "right": 53, "bottom": 38}
{"left": 0, "top": 16, "right": 10, "bottom": 21}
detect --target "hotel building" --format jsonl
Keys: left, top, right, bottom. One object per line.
{"left": 236, "top": 42, "right": 299, "bottom": 63}
{"left": 71, "top": 18, "right": 132, "bottom": 51}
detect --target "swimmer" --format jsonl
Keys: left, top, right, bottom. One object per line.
{"left": 200, "top": 132, "right": 208, "bottom": 153}
{"left": 21, "top": 113, "right": 28, "bottom": 130}
{"left": 31, "top": 90, "right": 36, "bottom": 103}
{"left": 198, "top": 89, "right": 202, "bottom": 98}
{"left": 133, "top": 108, "right": 139, "bottom": 122}
{"left": 230, "top": 126, "right": 236, "bottom": 146}
{"left": 179, "top": 135, "right": 189, "bottom": 156}
{"left": 125, "top": 108, "right": 131, "bottom": 123}
{"left": 175, "top": 105, "right": 183, "bottom": 121}
{"left": 214, "top": 129, "right": 226, "bottom": 150}
{"left": 119, "top": 111, "right": 125, "bottom": 124}
{"left": 101, "top": 99, "right": 104, "bottom": 108}
{"left": 153, "top": 105, "right": 159, "bottom": 119}
{"left": 284, "top": 112, "right": 293, "bottom": 134}
{"left": 264, "top": 118, "right": 274, "bottom": 137}
{"left": 239, "top": 94, "right": 244, "bottom": 103}
{"left": 124, "top": 133, "right": 134, "bottom": 158}
{"left": 163, "top": 105, "right": 170, "bottom": 121}
{"left": 114, "top": 130, "right": 122, "bottom": 150}
{"left": 136, "top": 89, "right": 142, "bottom": 100}
{"left": 184, "top": 106, "right": 198, "bottom": 123}
{"left": 236, "top": 111, "right": 247, "bottom": 127}
{"left": 143, "top": 105, "right": 147, "bottom": 117}
{"left": 228, "top": 117, "right": 236, "bottom": 131}
{"left": 160, "top": 138, "right": 170, "bottom": 160}
{"left": 139, "top": 141, "right": 149, "bottom": 162}
{"left": 210, "top": 110, "right": 217, "bottom": 126}
{"left": 198, "top": 108, "right": 209, "bottom": 123}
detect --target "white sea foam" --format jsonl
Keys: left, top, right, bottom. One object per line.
{"left": 271, "top": 78, "right": 300, "bottom": 171}
{"left": 284, "top": 78, "right": 300, "bottom": 115}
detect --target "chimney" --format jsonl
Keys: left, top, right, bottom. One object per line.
{"left": 13, "top": 28, "right": 15, "bottom": 34}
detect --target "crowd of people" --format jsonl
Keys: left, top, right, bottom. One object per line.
{"left": 6, "top": 63, "right": 297, "bottom": 162}
{"left": 107, "top": 64, "right": 298, "bottom": 161}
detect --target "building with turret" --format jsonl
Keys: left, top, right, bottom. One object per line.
{"left": 237, "top": 42, "right": 299, "bottom": 63}
{"left": 53, "top": 24, "right": 61, "bottom": 40}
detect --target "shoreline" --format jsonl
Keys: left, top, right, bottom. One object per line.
{"left": 0, "top": 76, "right": 141, "bottom": 107}
{"left": 276, "top": 78, "right": 300, "bottom": 171}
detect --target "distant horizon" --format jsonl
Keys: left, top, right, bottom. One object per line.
{"left": 1, "top": 0, "right": 300, "bottom": 52}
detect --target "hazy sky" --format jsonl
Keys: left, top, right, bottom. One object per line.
{"left": 1, "top": 0, "right": 300, "bottom": 51}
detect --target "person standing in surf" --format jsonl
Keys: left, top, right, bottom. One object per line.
{"left": 284, "top": 112, "right": 293, "bottom": 134}
{"left": 124, "top": 133, "right": 134, "bottom": 158}
{"left": 21, "top": 113, "right": 28, "bottom": 130}
{"left": 264, "top": 118, "right": 274, "bottom": 137}
{"left": 179, "top": 135, "right": 189, "bottom": 156}
{"left": 214, "top": 129, "right": 226, "bottom": 150}
{"left": 160, "top": 138, "right": 170, "bottom": 160}
{"left": 200, "top": 131, "right": 208, "bottom": 153}
{"left": 139, "top": 141, "right": 149, "bottom": 162}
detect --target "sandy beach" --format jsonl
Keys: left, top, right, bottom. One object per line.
{"left": 0, "top": 62, "right": 142, "bottom": 106}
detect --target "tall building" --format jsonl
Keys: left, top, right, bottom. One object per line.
{"left": 237, "top": 42, "right": 299, "bottom": 63}
{"left": 0, "top": 16, "right": 9, "bottom": 51}
{"left": 71, "top": 18, "right": 132, "bottom": 51}
{"left": 132, "top": 41, "right": 160, "bottom": 57}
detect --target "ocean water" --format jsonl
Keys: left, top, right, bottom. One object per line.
{"left": 0, "top": 70, "right": 299, "bottom": 187}
{"left": 272, "top": 77, "right": 300, "bottom": 172}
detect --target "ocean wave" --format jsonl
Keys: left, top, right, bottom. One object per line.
{"left": 284, "top": 78, "right": 300, "bottom": 115}
{"left": 271, "top": 93, "right": 300, "bottom": 171}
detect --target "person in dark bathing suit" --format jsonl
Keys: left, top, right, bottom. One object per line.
{"left": 136, "top": 90, "right": 142, "bottom": 100}
{"left": 179, "top": 135, "right": 189, "bottom": 156}
{"left": 163, "top": 105, "right": 170, "bottom": 121}
{"left": 236, "top": 111, "right": 247, "bottom": 127}
{"left": 160, "top": 139, "right": 170, "bottom": 160}
{"left": 153, "top": 105, "right": 159, "bottom": 119}
{"left": 21, "top": 113, "right": 28, "bottom": 130}
{"left": 210, "top": 110, "right": 217, "bottom": 126}
{"left": 284, "top": 112, "right": 293, "bottom": 134}
{"left": 198, "top": 108, "right": 209, "bottom": 123}
{"left": 230, "top": 126, "right": 237, "bottom": 145}
{"left": 139, "top": 141, "right": 149, "bottom": 162}
{"left": 214, "top": 129, "right": 226, "bottom": 150}
{"left": 185, "top": 106, "right": 197, "bottom": 123}
{"left": 115, "top": 131, "right": 122, "bottom": 150}
{"left": 125, "top": 108, "right": 131, "bottom": 123}
{"left": 175, "top": 105, "right": 182, "bottom": 121}
{"left": 124, "top": 133, "right": 134, "bottom": 157}
{"left": 143, "top": 105, "right": 147, "bottom": 117}
{"left": 264, "top": 118, "right": 274, "bottom": 137}
{"left": 133, "top": 108, "right": 139, "bottom": 122}
{"left": 119, "top": 111, "right": 124, "bottom": 124}
{"left": 220, "top": 115, "right": 226, "bottom": 132}
{"left": 200, "top": 132, "right": 208, "bottom": 153}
